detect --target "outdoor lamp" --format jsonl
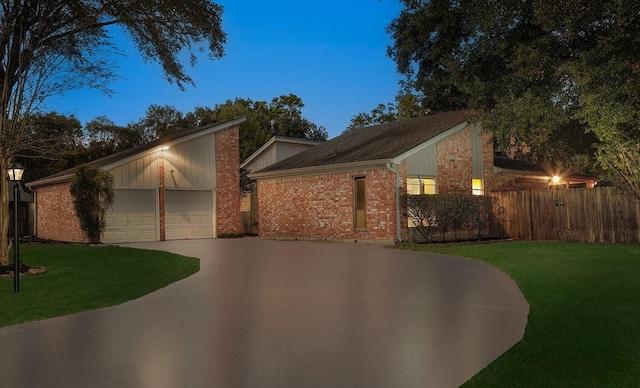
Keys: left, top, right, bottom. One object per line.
{"left": 7, "top": 162, "right": 25, "bottom": 182}
{"left": 7, "top": 162, "right": 25, "bottom": 293}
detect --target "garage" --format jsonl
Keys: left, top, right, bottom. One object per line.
{"left": 28, "top": 117, "right": 243, "bottom": 243}
{"left": 102, "top": 189, "right": 158, "bottom": 243}
{"left": 165, "top": 190, "right": 214, "bottom": 240}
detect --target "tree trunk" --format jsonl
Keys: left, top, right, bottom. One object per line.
{"left": 0, "top": 157, "right": 10, "bottom": 266}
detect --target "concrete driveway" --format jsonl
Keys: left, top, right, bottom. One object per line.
{"left": 0, "top": 238, "right": 528, "bottom": 388}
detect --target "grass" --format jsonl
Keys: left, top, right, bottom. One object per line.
{"left": 0, "top": 243, "right": 199, "bottom": 328}
{"left": 398, "top": 240, "right": 640, "bottom": 388}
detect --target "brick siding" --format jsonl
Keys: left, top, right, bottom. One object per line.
{"left": 436, "top": 126, "right": 474, "bottom": 194}
{"left": 34, "top": 182, "right": 87, "bottom": 243}
{"left": 215, "top": 125, "right": 242, "bottom": 236}
{"left": 257, "top": 168, "right": 400, "bottom": 243}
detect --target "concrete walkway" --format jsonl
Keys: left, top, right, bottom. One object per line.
{"left": 0, "top": 238, "right": 528, "bottom": 387}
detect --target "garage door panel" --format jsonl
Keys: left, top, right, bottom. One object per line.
{"left": 102, "top": 189, "right": 157, "bottom": 243}
{"left": 165, "top": 190, "right": 213, "bottom": 240}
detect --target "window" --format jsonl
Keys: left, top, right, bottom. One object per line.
{"left": 407, "top": 176, "right": 436, "bottom": 227}
{"left": 472, "top": 178, "right": 484, "bottom": 195}
{"left": 407, "top": 176, "right": 436, "bottom": 195}
{"left": 354, "top": 177, "right": 366, "bottom": 228}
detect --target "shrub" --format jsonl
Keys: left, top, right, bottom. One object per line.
{"left": 69, "top": 167, "right": 115, "bottom": 243}
{"left": 402, "top": 193, "right": 497, "bottom": 242}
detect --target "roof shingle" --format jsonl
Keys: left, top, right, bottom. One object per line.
{"left": 256, "top": 110, "right": 469, "bottom": 173}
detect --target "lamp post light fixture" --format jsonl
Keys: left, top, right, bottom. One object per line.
{"left": 7, "top": 162, "right": 25, "bottom": 293}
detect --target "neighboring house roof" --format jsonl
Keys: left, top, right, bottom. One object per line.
{"left": 27, "top": 116, "right": 246, "bottom": 189}
{"left": 250, "top": 110, "right": 470, "bottom": 178}
{"left": 240, "top": 136, "right": 322, "bottom": 170}
{"left": 494, "top": 156, "right": 598, "bottom": 184}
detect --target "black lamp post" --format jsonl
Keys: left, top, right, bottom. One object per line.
{"left": 7, "top": 162, "right": 25, "bottom": 293}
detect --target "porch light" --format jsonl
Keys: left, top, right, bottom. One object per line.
{"left": 552, "top": 176, "right": 561, "bottom": 183}
{"left": 7, "top": 162, "right": 25, "bottom": 293}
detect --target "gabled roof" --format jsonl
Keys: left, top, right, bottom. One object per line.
{"left": 27, "top": 116, "right": 246, "bottom": 188}
{"left": 240, "top": 136, "right": 322, "bottom": 170}
{"left": 250, "top": 110, "right": 470, "bottom": 178}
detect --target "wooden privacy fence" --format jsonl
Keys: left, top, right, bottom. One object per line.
{"left": 493, "top": 186, "right": 640, "bottom": 243}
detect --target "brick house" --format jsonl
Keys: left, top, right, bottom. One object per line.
{"left": 27, "top": 117, "right": 245, "bottom": 243}
{"left": 240, "top": 136, "right": 322, "bottom": 234}
{"left": 249, "top": 110, "right": 492, "bottom": 244}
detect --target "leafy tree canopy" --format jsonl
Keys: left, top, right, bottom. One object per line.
{"left": 387, "top": 0, "right": 640, "bottom": 195}
{"left": 345, "top": 82, "right": 425, "bottom": 132}
{"left": 123, "top": 94, "right": 327, "bottom": 162}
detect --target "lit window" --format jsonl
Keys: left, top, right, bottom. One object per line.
{"left": 354, "top": 177, "right": 366, "bottom": 228}
{"left": 407, "top": 178, "right": 421, "bottom": 195}
{"left": 422, "top": 178, "right": 436, "bottom": 194}
{"left": 407, "top": 176, "right": 437, "bottom": 195}
{"left": 472, "top": 178, "right": 484, "bottom": 195}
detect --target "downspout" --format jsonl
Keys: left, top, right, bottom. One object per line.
{"left": 386, "top": 162, "right": 403, "bottom": 243}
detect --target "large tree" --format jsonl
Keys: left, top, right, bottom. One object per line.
{"left": 0, "top": 1, "right": 226, "bottom": 265}
{"left": 210, "top": 94, "right": 328, "bottom": 161}
{"left": 345, "top": 83, "right": 425, "bottom": 132}
{"left": 387, "top": 0, "right": 640, "bottom": 193}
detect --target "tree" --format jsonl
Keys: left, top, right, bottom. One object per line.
{"left": 210, "top": 94, "right": 328, "bottom": 161}
{"left": 82, "top": 116, "right": 143, "bottom": 162}
{"left": 0, "top": 1, "right": 226, "bottom": 265}
{"left": 69, "top": 167, "right": 115, "bottom": 244}
{"left": 386, "top": 0, "right": 640, "bottom": 183}
{"left": 21, "top": 112, "right": 84, "bottom": 180}
{"left": 129, "top": 105, "right": 195, "bottom": 142}
{"left": 344, "top": 83, "right": 425, "bottom": 132}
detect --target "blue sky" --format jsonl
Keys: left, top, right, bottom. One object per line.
{"left": 47, "top": 1, "right": 404, "bottom": 139}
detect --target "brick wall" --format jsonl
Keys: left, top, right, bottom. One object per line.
{"left": 483, "top": 131, "right": 495, "bottom": 193}
{"left": 437, "top": 126, "right": 474, "bottom": 194}
{"left": 215, "top": 125, "right": 242, "bottom": 236}
{"left": 257, "top": 167, "right": 399, "bottom": 243}
{"left": 34, "top": 182, "right": 87, "bottom": 243}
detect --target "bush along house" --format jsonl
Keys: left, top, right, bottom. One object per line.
{"left": 249, "top": 110, "right": 494, "bottom": 244}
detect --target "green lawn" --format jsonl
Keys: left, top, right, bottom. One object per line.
{"left": 398, "top": 240, "right": 640, "bottom": 388}
{"left": 0, "top": 243, "right": 199, "bottom": 328}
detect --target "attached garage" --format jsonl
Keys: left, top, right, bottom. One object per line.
{"left": 102, "top": 189, "right": 158, "bottom": 243}
{"left": 165, "top": 190, "right": 214, "bottom": 240}
{"left": 27, "top": 117, "right": 244, "bottom": 244}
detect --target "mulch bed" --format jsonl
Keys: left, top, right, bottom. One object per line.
{"left": 0, "top": 263, "right": 46, "bottom": 277}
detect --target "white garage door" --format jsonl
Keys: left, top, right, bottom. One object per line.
{"left": 165, "top": 190, "right": 214, "bottom": 240}
{"left": 102, "top": 189, "right": 158, "bottom": 243}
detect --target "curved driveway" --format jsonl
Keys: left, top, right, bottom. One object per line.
{"left": 0, "top": 238, "right": 528, "bottom": 388}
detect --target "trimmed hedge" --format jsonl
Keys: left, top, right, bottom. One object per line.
{"left": 402, "top": 194, "right": 496, "bottom": 242}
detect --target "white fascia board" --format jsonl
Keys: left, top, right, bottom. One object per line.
{"left": 249, "top": 159, "right": 391, "bottom": 180}
{"left": 241, "top": 136, "right": 321, "bottom": 169}
{"left": 240, "top": 136, "right": 277, "bottom": 169}
{"left": 390, "top": 122, "right": 469, "bottom": 165}
{"left": 26, "top": 174, "right": 73, "bottom": 189}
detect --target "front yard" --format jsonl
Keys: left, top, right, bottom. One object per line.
{"left": 399, "top": 241, "right": 640, "bottom": 387}
{"left": 0, "top": 243, "right": 199, "bottom": 328}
